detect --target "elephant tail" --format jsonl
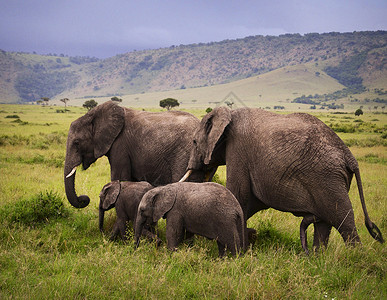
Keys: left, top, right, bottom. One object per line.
{"left": 354, "top": 168, "right": 384, "bottom": 243}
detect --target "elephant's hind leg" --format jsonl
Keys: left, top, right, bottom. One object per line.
{"left": 335, "top": 209, "right": 361, "bottom": 246}
{"left": 313, "top": 221, "right": 332, "bottom": 252}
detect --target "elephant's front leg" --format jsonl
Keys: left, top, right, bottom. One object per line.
{"left": 217, "top": 240, "right": 226, "bottom": 257}
{"left": 165, "top": 213, "right": 185, "bottom": 251}
{"left": 141, "top": 226, "right": 162, "bottom": 247}
{"left": 116, "top": 218, "right": 129, "bottom": 240}
{"left": 109, "top": 221, "right": 121, "bottom": 241}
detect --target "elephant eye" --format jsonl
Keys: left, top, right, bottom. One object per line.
{"left": 73, "top": 139, "right": 80, "bottom": 148}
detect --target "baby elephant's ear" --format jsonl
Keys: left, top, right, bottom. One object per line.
{"left": 100, "top": 180, "right": 121, "bottom": 210}
{"left": 152, "top": 189, "right": 176, "bottom": 223}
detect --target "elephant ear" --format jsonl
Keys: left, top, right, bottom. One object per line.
{"left": 100, "top": 180, "right": 121, "bottom": 210}
{"left": 201, "top": 107, "right": 232, "bottom": 164}
{"left": 92, "top": 101, "right": 125, "bottom": 158}
{"left": 152, "top": 189, "right": 177, "bottom": 223}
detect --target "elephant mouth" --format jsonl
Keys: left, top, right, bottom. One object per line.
{"left": 179, "top": 166, "right": 217, "bottom": 183}
{"left": 65, "top": 159, "right": 93, "bottom": 178}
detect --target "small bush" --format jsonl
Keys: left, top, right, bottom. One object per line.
{"left": 0, "top": 191, "right": 69, "bottom": 225}
{"left": 5, "top": 115, "right": 20, "bottom": 119}
{"left": 0, "top": 134, "right": 30, "bottom": 146}
{"left": 329, "top": 123, "right": 356, "bottom": 133}
{"left": 11, "top": 118, "right": 28, "bottom": 125}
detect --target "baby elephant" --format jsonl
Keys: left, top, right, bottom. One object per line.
{"left": 99, "top": 180, "right": 160, "bottom": 244}
{"left": 135, "top": 182, "right": 246, "bottom": 257}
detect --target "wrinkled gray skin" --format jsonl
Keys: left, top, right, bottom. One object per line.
{"left": 182, "top": 107, "right": 384, "bottom": 254}
{"left": 99, "top": 180, "right": 161, "bottom": 244}
{"left": 135, "top": 182, "right": 246, "bottom": 257}
{"left": 64, "top": 101, "right": 202, "bottom": 209}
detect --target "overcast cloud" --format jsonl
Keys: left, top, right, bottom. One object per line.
{"left": 1, "top": 0, "right": 386, "bottom": 58}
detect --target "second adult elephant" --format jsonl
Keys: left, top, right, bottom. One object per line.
{"left": 181, "top": 107, "right": 383, "bottom": 252}
{"left": 64, "top": 101, "right": 202, "bottom": 208}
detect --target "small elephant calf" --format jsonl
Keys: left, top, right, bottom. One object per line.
{"left": 99, "top": 180, "right": 160, "bottom": 244}
{"left": 135, "top": 182, "right": 246, "bottom": 257}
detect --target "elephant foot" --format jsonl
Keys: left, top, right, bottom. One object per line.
{"left": 247, "top": 227, "right": 257, "bottom": 245}
{"left": 155, "top": 237, "right": 163, "bottom": 247}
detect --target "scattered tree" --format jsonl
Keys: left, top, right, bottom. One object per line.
{"left": 111, "top": 96, "right": 122, "bottom": 102}
{"left": 206, "top": 107, "right": 213, "bottom": 113}
{"left": 160, "top": 98, "right": 179, "bottom": 110}
{"left": 83, "top": 99, "right": 98, "bottom": 111}
{"left": 41, "top": 97, "right": 50, "bottom": 106}
{"left": 60, "top": 98, "right": 70, "bottom": 109}
{"left": 355, "top": 108, "right": 363, "bottom": 116}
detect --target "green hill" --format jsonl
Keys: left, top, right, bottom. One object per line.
{"left": 60, "top": 64, "right": 345, "bottom": 109}
{"left": 0, "top": 31, "right": 386, "bottom": 106}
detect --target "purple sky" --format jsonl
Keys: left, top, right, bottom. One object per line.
{"left": 1, "top": 0, "right": 386, "bottom": 58}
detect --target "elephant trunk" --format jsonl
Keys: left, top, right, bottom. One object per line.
{"left": 134, "top": 217, "right": 145, "bottom": 248}
{"left": 99, "top": 208, "right": 105, "bottom": 232}
{"left": 64, "top": 164, "right": 90, "bottom": 208}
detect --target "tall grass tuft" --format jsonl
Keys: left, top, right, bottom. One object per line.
{"left": 0, "top": 190, "right": 69, "bottom": 225}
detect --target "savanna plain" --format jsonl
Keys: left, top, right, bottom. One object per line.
{"left": 0, "top": 104, "right": 386, "bottom": 299}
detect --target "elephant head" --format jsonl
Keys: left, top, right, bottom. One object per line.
{"left": 181, "top": 107, "right": 231, "bottom": 181}
{"left": 64, "top": 101, "right": 125, "bottom": 208}
{"left": 99, "top": 180, "right": 121, "bottom": 232}
{"left": 135, "top": 187, "right": 176, "bottom": 247}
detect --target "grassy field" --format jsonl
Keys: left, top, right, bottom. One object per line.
{"left": 0, "top": 104, "right": 386, "bottom": 299}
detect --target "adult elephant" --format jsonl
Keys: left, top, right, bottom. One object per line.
{"left": 64, "top": 101, "right": 201, "bottom": 209}
{"left": 181, "top": 107, "right": 383, "bottom": 250}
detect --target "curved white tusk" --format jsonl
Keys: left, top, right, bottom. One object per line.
{"left": 179, "top": 170, "right": 192, "bottom": 182}
{"left": 66, "top": 167, "right": 77, "bottom": 178}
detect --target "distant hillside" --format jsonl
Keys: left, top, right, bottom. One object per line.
{"left": 0, "top": 31, "right": 386, "bottom": 104}
{"left": 58, "top": 63, "right": 346, "bottom": 110}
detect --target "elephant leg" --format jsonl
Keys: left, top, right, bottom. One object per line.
{"left": 229, "top": 233, "right": 241, "bottom": 257}
{"left": 226, "top": 168, "right": 268, "bottom": 248}
{"left": 217, "top": 240, "right": 226, "bottom": 258}
{"left": 247, "top": 227, "right": 257, "bottom": 246}
{"left": 335, "top": 209, "right": 361, "bottom": 246}
{"left": 117, "top": 218, "right": 129, "bottom": 240}
{"left": 141, "top": 226, "right": 162, "bottom": 247}
{"left": 184, "top": 230, "right": 195, "bottom": 247}
{"left": 313, "top": 221, "right": 332, "bottom": 251}
{"left": 165, "top": 213, "right": 184, "bottom": 251}
{"left": 300, "top": 215, "right": 318, "bottom": 255}
{"left": 109, "top": 222, "right": 121, "bottom": 241}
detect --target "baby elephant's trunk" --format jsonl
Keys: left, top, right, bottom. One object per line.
{"left": 134, "top": 218, "right": 144, "bottom": 248}
{"left": 99, "top": 208, "right": 105, "bottom": 232}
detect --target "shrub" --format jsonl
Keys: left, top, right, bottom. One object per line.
{"left": 0, "top": 191, "right": 69, "bottom": 225}
{"left": 355, "top": 108, "right": 363, "bottom": 116}
{"left": 0, "top": 134, "right": 30, "bottom": 146}
{"left": 211, "top": 173, "right": 225, "bottom": 186}
{"left": 206, "top": 107, "right": 213, "bottom": 113}
{"left": 5, "top": 115, "right": 20, "bottom": 119}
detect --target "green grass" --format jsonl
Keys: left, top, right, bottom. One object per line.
{"left": 0, "top": 104, "right": 386, "bottom": 299}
